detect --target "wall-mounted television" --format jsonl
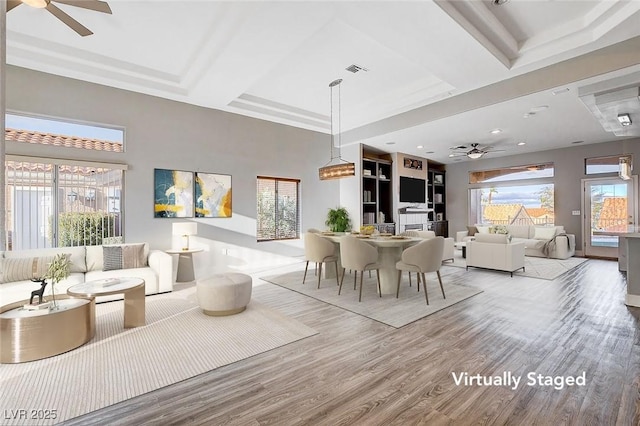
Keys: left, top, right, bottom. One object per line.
{"left": 399, "top": 176, "right": 426, "bottom": 203}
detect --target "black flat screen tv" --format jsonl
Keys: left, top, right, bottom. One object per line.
{"left": 399, "top": 176, "right": 426, "bottom": 203}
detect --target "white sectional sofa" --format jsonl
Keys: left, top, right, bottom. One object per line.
{"left": 0, "top": 243, "right": 173, "bottom": 305}
{"left": 456, "top": 225, "right": 575, "bottom": 260}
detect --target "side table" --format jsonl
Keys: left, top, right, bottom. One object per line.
{"left": 166, "top": 248, "right": 203, "bottom": 282}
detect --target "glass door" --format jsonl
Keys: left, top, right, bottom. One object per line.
{"left": 583, "top": 177, "right": 637, "bottom": 258}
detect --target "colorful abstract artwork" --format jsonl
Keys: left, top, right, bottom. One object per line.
{"left": 195, "top": 172, "right": 232, "bottom": 218}
{"left": 154, "top": 169, "right": 194, "bottom": 218}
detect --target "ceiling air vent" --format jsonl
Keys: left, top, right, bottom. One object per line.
{"left": 345, "top": 64, "right": 369, "bottom": 73}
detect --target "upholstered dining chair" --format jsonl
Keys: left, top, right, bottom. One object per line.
{"left": 338, "top": 235, "right": 381, "bottom": 302}
{"left": 303, "top": 232, "right": 339, "bottom": 288}
{"left": 395, "top": 237, "right": 446, "bottom": 304}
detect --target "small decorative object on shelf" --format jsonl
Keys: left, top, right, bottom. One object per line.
{"left": 434, "top": 174, "right": 444, "bottom": 184}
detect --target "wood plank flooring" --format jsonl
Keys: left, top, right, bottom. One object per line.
{"left": 63, "top": 259, "right": 640, "bottom": 425}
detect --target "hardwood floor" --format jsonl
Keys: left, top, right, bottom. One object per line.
{"left": 64, "top": 259, "right": 640, "bottom": 425}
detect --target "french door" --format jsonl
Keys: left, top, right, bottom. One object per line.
{"left": 582, "top": 177, "right": 637, "bottom": 258}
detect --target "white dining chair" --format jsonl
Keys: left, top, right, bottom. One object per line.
{"left": 338, "top": 235, "right": 381, "bottom": 302}
{"left": 395, "top": 237, "right": 446, "bottom": 304}
{"left": 303, "top": 232, "right": 339, "bottom": 288}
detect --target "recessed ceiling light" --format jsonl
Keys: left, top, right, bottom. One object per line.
{"left": 385, "top": 141, "right": 396, "bottom": 145}
{"left": 490, "top": 129, "right": 502, "bottom": 135}
{"left": 618, "top": 113, "right": 632, "bottom": 126}
{"left": 517, "top": 142, "right": 526, "bottom": 146}
{"left": 417, "top": 145, "right": 423, "bottom": 149}
{"left": 492, "top": 0, "right": 510, "bottom": 5}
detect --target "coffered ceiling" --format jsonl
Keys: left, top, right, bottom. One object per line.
{"left": 6, "top": 0, "right": 640, "bottom": 163}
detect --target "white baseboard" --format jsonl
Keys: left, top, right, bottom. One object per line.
{"left": 625, "top": 293, "right": 640, "bottom": 308}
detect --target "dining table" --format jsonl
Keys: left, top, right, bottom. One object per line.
{"left": 319, "top": 232, "right": 422, "bottom": 295}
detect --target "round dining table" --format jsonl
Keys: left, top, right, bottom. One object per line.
{"left": 319, "top": 233, "right": 422, "bottom": 295}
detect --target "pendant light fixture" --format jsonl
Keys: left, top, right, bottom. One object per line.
{"left": 319, "top": 78, "right": 356, "bottom": 180}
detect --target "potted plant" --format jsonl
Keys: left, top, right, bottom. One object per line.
{"left": 45, "top": 253, "right": 71, "bottom": 309}
{"left": 325, "top": 207, "right": 351, "bottom": 232}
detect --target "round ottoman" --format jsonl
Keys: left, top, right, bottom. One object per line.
{"left": 196, "top": 273, "right": 252, "bottom": 316}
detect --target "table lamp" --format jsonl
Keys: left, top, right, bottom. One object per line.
{"left": 173, "top": 222, "right": 197, "bottom": 251}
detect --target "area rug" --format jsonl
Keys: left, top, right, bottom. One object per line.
{"left": 261, "top": 270, "right": 482, "bottom": 328}
{"left": 0, "top": 288, "right": 317, "bottom": 425}
{"left": 445, "top": 250, "right": 589, "bottom": 280}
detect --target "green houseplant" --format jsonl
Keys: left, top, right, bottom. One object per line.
{"left": 45, "top": 253, "right": 71, "bottom": 309}
{"left": 325, "top": 207, "right": 351, "bottom": 232}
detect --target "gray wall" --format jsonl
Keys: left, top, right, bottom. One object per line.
{"left": 5, "top": 65, "right": 339, "bottom": 256}
{"left": 446, "top": 139, "right": 640, "bottom": 250}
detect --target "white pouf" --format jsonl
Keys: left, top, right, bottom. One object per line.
{"left": 196, "top": 273, "right": 252, "bottom": 316}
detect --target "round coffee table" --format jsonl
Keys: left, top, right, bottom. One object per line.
{"left": 0, "top": 295, "right": 95, "bottom": 364}
{"left": 67, "top": 277, "right": 145, "bottom": 328}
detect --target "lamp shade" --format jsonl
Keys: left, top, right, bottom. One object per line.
{"left": 172, "top": 222, "right": 197, "bottom": 236}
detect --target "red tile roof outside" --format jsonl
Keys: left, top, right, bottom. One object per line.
{"left": 597, "top": 197, "right": 628, "bottom": 231}
{"left": 6, "top": 128, "right": 123, "bottom": 153}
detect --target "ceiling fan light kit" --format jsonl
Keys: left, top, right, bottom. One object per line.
{"left": 9, "top": 0, "right": 112, "bottom": 37}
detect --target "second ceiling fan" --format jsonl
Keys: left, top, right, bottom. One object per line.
{"left": 7, "top": 0, "right": 112, "bottom": 37}
{"left": 449, "top": 143, "right": 505, "bottom": 160}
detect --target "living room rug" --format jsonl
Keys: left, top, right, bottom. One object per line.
{"left": 0, "top": 288, "right": 317, "bottom": 425}
{"left": 261, "top": 269, "right": 482, "bottom": 328}
{"left": 445, "top": 250, "right": 589, "bottom": 280}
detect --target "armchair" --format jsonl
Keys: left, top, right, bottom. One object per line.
{"left": 466, "top": 233, "right": 525, "bottom": 277}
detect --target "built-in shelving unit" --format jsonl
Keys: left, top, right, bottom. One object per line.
{"left": 362, "top": 152, "right": 395, "bottom": 234}
{"left": 427, "top": 168, "right": 447, "bottom": 237}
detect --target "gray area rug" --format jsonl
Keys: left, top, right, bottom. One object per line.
{"left": 445, "top": 250, "right": 589, "bottom": 280}
{"left": 261, "top": 269, "right": 482, "bottom": 328}
{"left": 0, "top": 287, "right": 317, "bottom": 425}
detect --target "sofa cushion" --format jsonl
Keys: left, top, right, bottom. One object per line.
{"left": 103, "top": 243, "right": 146, "bottom": 271}
{"left": 466, "top": 225, "right": 478, "bottom": 236}
{"left": 534, "top": 227, "right": 557, "bottom": 240}
{"left": 3, "top": 246, "right": 86, "bottom": 273}
{"left": 0, "top": 255, "right": 56, "bottom": 283}
{"left": 506, "top": 225, "right": 532, "bottom": 239}
{"left": 474, "top": 233, "right": 509, "bottom": 244}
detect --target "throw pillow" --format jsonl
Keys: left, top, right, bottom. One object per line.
{"left": 103, "top": 244, "right": 146, "bottom": 271}
{"left": 466, "top": 226, "right": 478, "bottom": 236}
{"left": 0, "top": 255, "right": 56, "bottom": 283}
{"left": 534, "top": 227, "right": 557, "bottom": 240}
{"left": 475, "top": 225, "right": 490, "bottom": 234}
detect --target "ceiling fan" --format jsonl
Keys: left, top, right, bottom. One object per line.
{"left": 448, "top": 143, "right": 505, "bottom": 159}
{"left": 7, "top": 0, "right": 112, "bottom": 37}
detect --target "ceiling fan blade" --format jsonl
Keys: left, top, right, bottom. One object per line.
{"left": 7, "top": 0, "right": 22, "bottom": 12}
{"left": 53, "top": 0, "right": 112, "bottom": 14}
{"left": 46, "top": 2, "right": 93, "bottom": 36}
{"left": 448, "top": 152, "right": 467, "bottom": 158}
{"left": 484, "top": 149, "right": 506, "bottom": 153}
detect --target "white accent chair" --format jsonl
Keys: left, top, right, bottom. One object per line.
{"left": 338, "top": 235, "right": 381, "bottom": 302}
{"left": 395, "top": 237, "right": 446, "bottom": 305}
{"left": 466, "top": 233, "right": 525, "bottom": 277}
{"left": 303, "top": 232, "right": 339, "bottom": 288}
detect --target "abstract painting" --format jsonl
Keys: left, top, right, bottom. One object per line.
{"left": 195, "top": 172, "right": 232, "bottom": 217}
{"left": 154, "top": 169, "right": 194, "bottom": 218}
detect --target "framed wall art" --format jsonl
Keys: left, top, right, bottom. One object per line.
{"left": 154, "top": 168, "right": 194, "bottom": 218}
{"left": 404, "top": 157, "right": 423, "bottom": 170}
{"left": 195, "top": 172, "right": 232, "bottom": 218}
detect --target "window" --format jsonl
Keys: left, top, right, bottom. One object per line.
{"left": 4, "top": 113, "right": 126, "bottom": 250}
{"left": 257, "top": 176, "right": 300, "bottom": 241}
{"left": 468, "top": 163, "right": 555, "bottom": 227}
{"left": 5, "top": 159, "right": 125, "bottom": 250}
{"left": 6, "top": 113, "right": 124, "bottom": 152}
{"left": 585, "top": 155, "right": 631, "bottom": 175}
